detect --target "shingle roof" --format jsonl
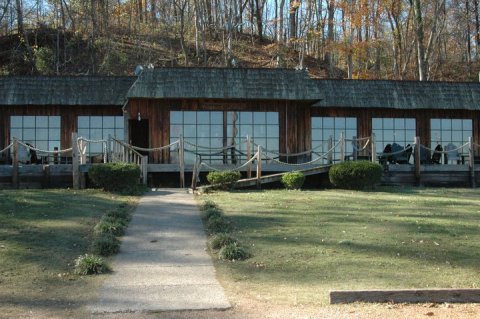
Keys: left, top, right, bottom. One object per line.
{"left": 313, "top": 80, "right": 480, "bottom": 110}
{"left": 127, "top": 68, "right": 323, "bottom": 101}
{"left": 0, "top": 76, "right": 136, "bottom": 105}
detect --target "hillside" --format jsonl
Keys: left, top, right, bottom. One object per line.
{"left": 0, "top": 27, "right": 340, "bottom": 78}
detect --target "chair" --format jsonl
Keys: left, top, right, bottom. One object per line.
{"left": 444, "top": 143, "right": 460, "bottom": 164}
{"left": 379, "top": 144, "right": 392, "bottom": 165}
{"left": 391, "top": 143, "right": 404, "bottom": 164}
{"left": 431, "top": 144, "right": 443, "bottom": 164}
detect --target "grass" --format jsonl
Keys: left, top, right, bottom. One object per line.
{"left": 204, "top": 187, "right": 480, "bottom": 305}
{"left": 0, "top": 189, "right": 136, "bottom": 318}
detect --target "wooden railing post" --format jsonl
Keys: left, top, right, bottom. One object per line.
{"left": 246, "top": 135, "right": 252, "bottom": 178}
{"left": 79, "top": 139, "right": 86, "bottom": 165}
{"left": 179, "top": 135, "right": 185, "bottom": 188}
{"left": 469, "top": 137, "right": 475, "bottom": 188}
{"left": 327, "top": 135, "right": 333, "bottom": 164}
{"left": 414, "top": 136, "right": 421, "bottom": 186}
{"left": 340, "top": 132, "right": 345, "bottom": 162}
{"left": 72, "top": 132, "right": 80, "bottom": 190}
{"left": 12, "top": 138, "right": 18, "bottom": 189}
{"left": 256, "top": 145, "right": 262, "bottom": 189}
{"left": 371, "top": 133, "right": 377, "bottom": 163}
{"left": 141, "top": 155, "right": 148, "bottom": 185}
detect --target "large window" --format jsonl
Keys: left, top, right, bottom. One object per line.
{"left": 430, "top": 119, "right": 472, "bottom": 148}
{"left": 170, "top": 111, "right": 279, "bottom": 164}
{"left": 10, "top": 116, "right": 61, "bottom": 151}
{"left": 78, "top": 116, "right": 124, "bottom": 155}
{"left": 372, "top": 118, "right": 416, "bottom": 160}
{"left": 311, "top": 117, "right": 357, "bottom": 162}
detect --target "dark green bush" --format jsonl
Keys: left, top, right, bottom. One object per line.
{"left": 74, "top": 254, "right": 111, "bottom": 275}
{"left": 329, "top": 160, "right": 383, "bottom": 190}
{"left": 105, "top": 209, "right": 131, "bottom": 222}
{"left": 206, "top": 216, "right": 233, "bottom": 234}
{"left": 94, "top": 218, "right": 126, "bottom": 236}
{"left": 92, "top": 233, "right": 120, "bottom": 256}
{"left": 88, "top": 163, "right": 141, "bottom": 193}
{"left": 219, "top": 243, "right": 249, "bottom": 261}
{"left": 209, "top": 233, "right": 237, "bottom": 250}
{"left": 202, "top": 207, "right": 223, "bottom": 221}
{"left": 201, "top": 200, "right": 218, "bottom": 211}
{"left": 206, "top": 171, "right": 241, "bottom": 190}
{"left": 281, "top": 171, "right": 306, "bottom": 190}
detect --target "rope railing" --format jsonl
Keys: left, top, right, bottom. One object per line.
{"left": 352, "top": 139, "right": 371, "bottom": 152}
{"left": 0, "top": 143, "right": 13, "bottom": 154}
{"left": 377, "top": 145, "right": 413, "bottom": 157}
{"left": 129, "top": 140, "right": 180, "bottom": 152}
{"left": 198, "top": 151, "right": 260, "bottom": 172}
{"left": 184, "top": 140, "right": 236, "bottom": 151}
{"left": 18, "top": 140, "right": 73, "bottom": 154}
{"left": 252, "top": 141, "right": 327, "bottom": 157}
{"left": 420, "top": 143, "right": 469, "bottom": 154}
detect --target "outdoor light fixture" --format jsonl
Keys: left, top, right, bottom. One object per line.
{"left": 137, "top": 112, "right": 141, "bottom": 121}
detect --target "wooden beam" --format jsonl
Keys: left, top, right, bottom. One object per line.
{"left": 330, "top": 289, "right": 480, "bottom": 304}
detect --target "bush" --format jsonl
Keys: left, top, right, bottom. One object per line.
{"left": 202, "top": 207, "right": 223, "bottom": 221}
{"left": 219, "top": 243, "right": 249, "bottom": 261}
{"left": 94, "top": 218, "right": 126, "bottom": 236}
{"left": 206, "top": 171, "right": 241, "bottom": 189}
{"left": 281, "top": 171, "right": 306, "bottom": 190}
{"left": 74, "top": 254, "right": 111, "bottom": 275}
{"left": 92, "top": 233, "right": 120, "bottom": 256}
{"left": 329, "top": 161, "right": 383, "bottom": 190}
{"left": 89, "top": 163, "right": 141, "bottom": 193}
{"left": 209, "top": 233, "right": 237, "bottom": 250}
{"left": 201, "top": 200, "right": 218, "bottom": 211}
{"left": 105, "top": 209, "right": 131, "bottom": 222}
{"left": 206, "top": 216, "right": 233, "bottom": 234}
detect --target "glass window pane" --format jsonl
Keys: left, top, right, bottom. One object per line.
{"left": 36, "top": 128, "right": 48, "bottom": 140}
{"left": 383, "top": 118, "right": 394, "bottom": 129}
{"left": 11, "top": 116, "right": 22, "bottom": 128}
{"left": 394, "top": 118, "right": 405, "bottom": 129}
{"left": 36, "top": 141, "right": 48, "bottom": 151}
{"left": 431, "top": 119, "right": 441, "bottom": 130}
{"left": 23, "top": 116, "right": 35, "bottom": 127}
{"left": 103, "top": 129, "right": 115, "bottom": 138}
{"left": 24, "top": 129, "right": 35, "bottom": 140}
{"left": 240, "top": 112, "right": 252, "bottom": 124}
{"left": 115, "top": 116, "right": 124, "bottom": 127}
{"left": 211, "top": 112, "right": 223, "bottom": 124}
{"left": 441, "top": 119, "right": 451, "bottom": 130}
{"left": 406, "top": 119, "right": 416, "bottom": 130}
{"left": 441, "top": 131, "right": 451, "bottom": 142}
{"left": 78, "top": 116, "right": 89, "bottom": 128}
{"left": 115, "top": 129, "right": 124, "bottom": 138}
{"left": 90, "top": 117, "right": 102, "bottom": 128}
{"left": 312, "top": 117, "right": 321, "bottom": 128}
{"left": 90, "top": 129, "right": 103, "bottom": 140}
{"left": 452, "top": 119, "right": 462, "bottom": 130}
{"left": 211, "top": 125, "right": 223, "bottom": 138}
{"left": 463, "top": 120, "right": 472, "bottom": 131}
{"left": 267, "top": 125, "right": 279, "bottom": 138}
{"left": 170, "top": 111, "right": 182, "bottom": 124}
{"left": 323, "top": 118, "right": 334, "bottom": 128}
{"left": 312, "top": 129, "right": 322, "bottom": 141}
{"left": 239, "top": 125, "right": 253, "bottom": 138}
{"left": 267, "top": 112, "right": 279, "bottom": 125}
{"left": 183, "top": 112, "right": 196, "bottom": 124}
{"left": 197, "top": 125, "right": 210, "bottom": 138}
{"left": 253, "top": 112, "right": 266, "bottom": 125}
{"left": 49, "top": 141, "right": 60, "bottom": 151}
{"left": 171, "top": 124, "right": 182, "bottom": 137}
{"left": 36, "top": 116, "right": 49, "bottom": 128}
{"left": 372, "top": 118, "right": 382, "bottom": 129}
{"left": 346, "top": 117, "right": 357, "bottom": 129}
{"left": 334, "top": 118, "right": 346, "bottom": 129}
{"left": 452, "top": 131, "right": 462, "bottom": 142}
{"left": 10, "top": 128, "right": 22, "bottom": 140}
{"left": 197, "top": 112, "right": 210, "bottom": 124}
{"left": 431, "top": 130, "right": 441, "bottom": 143}
{"left": 184, "top": 124, "right": 196, "bottom": 137}
{"left": 78, "top": 129, "right": 89, "bottom": 139}
{"left": 103, "top": 117, "right": 115, "bottom": 128}
{"left": 254, "top": 125, "right": 266, "bottom": 137}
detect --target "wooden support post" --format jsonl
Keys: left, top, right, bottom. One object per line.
{"left": 340, "top": 132, "right": 345, "bottom": 162}
{"left": 328, "top": 136, "right": 333, "bottom": 164}
{"left": 79, "top": 140, "right": 86, "bottom": 165}
{"left": 141, "top": 155, "right": 148, "bottom": 185}
{"left": 353, "top": 136, "right": 357, "bottom": 161}
{"left": 414, "top": 136, "right": 421, "bottom": 186}
{"left": 12, "top": 138, "right": 18, "bottom": 189}
{"left": 256, "top": 145, "right": 262, "bottom": 189}
{"left": 371, "top": 133, "right": 377, "bottom": 163}
{"left": 179, "top": 135, "right": 185, "bottom": 188}
{"left": 469, "top": 137, "right": 475, "bottom": 188}
{"left": 246, "top": 135, "right": 252, "bottom": 178}
{"left": 107, "top": 135, "right": 112, "bottom": 163}
{"left": 191, "top": 158, "right": 197, "bottom": 190}
{"left": 72, "top": 132, "right": 80, "bottom": 190}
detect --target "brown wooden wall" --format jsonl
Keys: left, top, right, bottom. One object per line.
{"left": 0, "top": 105, "right": 123, "bottom": 151}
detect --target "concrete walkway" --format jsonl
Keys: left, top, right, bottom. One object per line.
{"left": 89, "top": 189, "right": 231, "bottom": 313}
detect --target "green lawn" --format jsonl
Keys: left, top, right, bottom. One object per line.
{"left": 204, "top": 187, "right": 480, "bottom": 305}
{"left": 0, "top": 189, "right": 136, "bottom": 318}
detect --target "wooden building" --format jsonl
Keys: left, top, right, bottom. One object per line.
{"left": 2, "top": 68, "right": 480, "bottom": 186}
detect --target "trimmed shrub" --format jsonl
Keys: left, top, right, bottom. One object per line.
{"left": 201, "top": 200, "right": 218, "bottom": 211}
{"left": 74, "top": 254, "right": 111, "bottom": 275}
{"left": 88, "top": 163, "right": 141, "bottom": 193}
{"left": 94, "top": 218, "right": 126, "bottom": 236}
{"left": 92, "top": 233, "right": 120, "bottom": 256}
{"left": 329, "top": 160, "right": 383, "bottom": 190}
{"left": 206, "top": 171, "right": 241, "bottom": 190}
{"left": 281, "top": 171, "right": 306, "bottom": 190}
{"left": 219, "top": 243, "right": 249, "bottom": 261}
{"left": 206, "top": 216, "right": 233, "bottom": 234}
{"left": 105, "top": 209, "right": 131, "bottom": 222}
{"left": 209, "top": 233, "right": 237, "bottom": 250}
{"left": 202, "top": 207, "right": 223, "bottom": 221}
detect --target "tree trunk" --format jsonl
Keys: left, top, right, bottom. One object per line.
{"left": 411, "top": 0, "right": 427, "bottom": 81}
{"left": 15, "top": 0, "right": 23, "bottom": 36}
